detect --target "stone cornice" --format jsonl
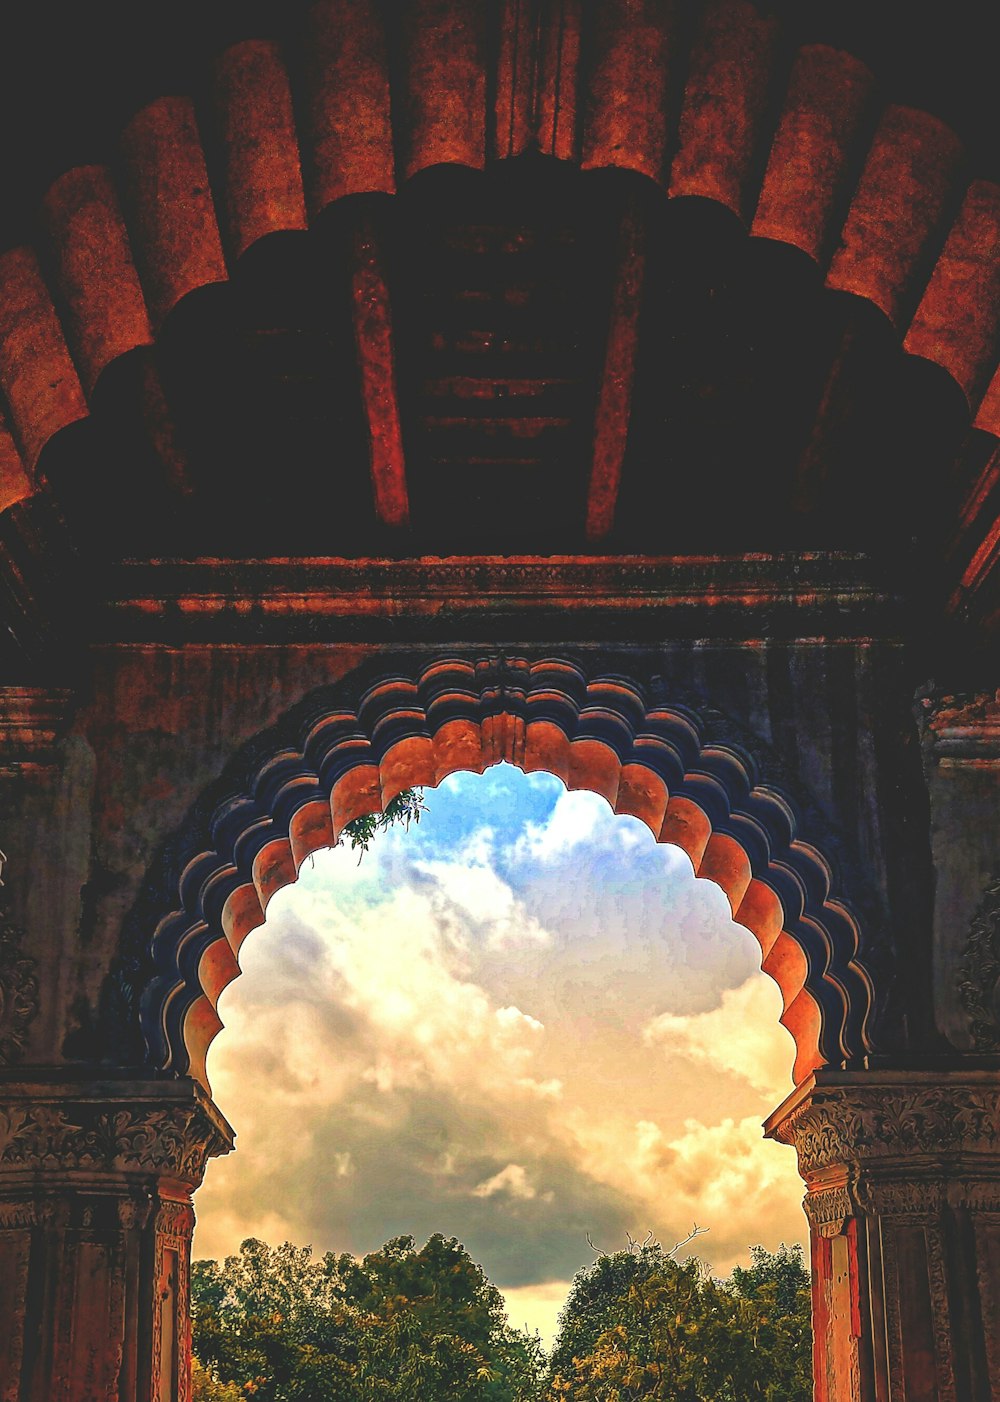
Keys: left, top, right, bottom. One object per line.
{"left": 766, "top": 1069, "right": 1000, "bottom": 1184}
{"left": 99, "top": 552, "right": 901, "bottom": 644}
{"left": 0, "top": 1076, "right": 233, "bottom": 1188}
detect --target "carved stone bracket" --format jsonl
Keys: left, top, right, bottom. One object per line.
{"left": 917, "top": 688, "right": 1000, "bottom": 764}
{"left": 0, "top": 918, "right": 39, "bottom": 1064}
{"left": 0, "top": 1076, "right": 233, "bottom": 1191}
{"left": 803, "top": 1181, "right": 856, "bottom": 1238}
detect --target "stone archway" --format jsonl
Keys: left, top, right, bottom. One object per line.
{"left": 0, "top": 650, "right": 998, "bottom": 1401}
{"left": 132, "top": 653, "right": 879, "bottom": 1093}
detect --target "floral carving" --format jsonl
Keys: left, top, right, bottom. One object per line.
{"left": 958, "top": 870, "right": 1000, "bottom": 1051}
{"left": 803, "top": 1183, "right": 854, "bottom": 1237}
{"left": 772, "top": 1077, "right": 1000, "bottom": 1180}
{"left": 0, "top": 918, "right": 40, "bottom": 1064}
{"left": 0, "top": 1096, "right": 231, "bottom": 1186}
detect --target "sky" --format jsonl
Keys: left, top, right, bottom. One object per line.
{"left": 193, "top": 763, "right": 807, "bottom": 1345}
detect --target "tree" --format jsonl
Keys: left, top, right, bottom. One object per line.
{"left": 191, "top": 1357, "right": 242, "bottom": 1401}
{"left": 191, "top": 1239, "right": 359, "bottom": 1402}
{"left": 545, "top": 1242, "right": 812, "bottom": 1402}
{"left": 339, "top": 1234, "right": 543, "bottom": 1401}
{"left": 191, "top": 1234, "right": 546, "bottom": 1402}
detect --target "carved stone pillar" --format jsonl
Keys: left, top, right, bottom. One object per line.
{"left": 766, "top": 1067, "right": 1000, "bottom": 1402}
{"left": 0, "top": 1074, "right": 233, "bottom": 1402}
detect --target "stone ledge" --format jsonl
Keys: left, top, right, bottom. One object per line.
{"left": 99, "top": 552, "right": 902, "bottom": 643}
{"left": 0, "top": 1074, "right": 234, "bottom": 1188}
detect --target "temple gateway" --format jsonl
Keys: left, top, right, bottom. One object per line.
{"left": 0, "top": 3, "right": 997, "bottom": 1398}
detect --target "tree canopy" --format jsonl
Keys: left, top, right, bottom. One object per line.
{"left": 191, "top": 1234, "right": 544, "bottom": 1402}
{"left": 191, "top": 1235, "right": 811, "bottom": 1402}
{"left": 545, "top": 1240, "right": 812, "bottom": 1402}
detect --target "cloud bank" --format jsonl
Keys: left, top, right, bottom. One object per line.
{"left": 194, "top": 767, "right": 807, "bottom": 1343}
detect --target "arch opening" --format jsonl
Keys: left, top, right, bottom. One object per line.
{"left": 130, "top": 655, "right": 880, "bottom": 1094}
{"left": 191, "top": 761, "right": 814, "bottom": 1337}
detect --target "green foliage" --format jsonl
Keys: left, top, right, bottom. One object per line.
{"left": 191, "top": 1234, "right": 545, "bottom": 1402}
{"left": 544, "top": 1242, "right": 812, "bottom": 1402}
{"left": 191, "top": 1357, "right": 242, "bottom": 1401}
{"left": 191, "top": 1235, "right": 811, "bottom": 1401}
{"left": 340, "top": 788, "right": 427, "bottom": 859}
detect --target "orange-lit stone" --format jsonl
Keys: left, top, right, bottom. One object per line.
{"left": 182, "top": 994, "right": 225, "bottom": 1091}
{"left": 698, "top": 831, "right": 752, "bottom": 912}
{"left": 120, "top": 97, "right": 228, "bottom": 327}
{"left": 496, "top": 0, "right": 581, "bottom": 161}
{"left": 905, "top": 180, "right": 1000, "bottom": 408}
{"left": 615, "top": 762, "right": 669, "bottom": 834}
{"left": 780, "top": 987, "right": 824, "bottom": 1085}
{"left": 252, "top": 836, "right": 297, "bottom": 911}
{"left": 331, "top": 764, "right": 383, "bottom": 840}
{"left": 289, "top": 798, "right": 336, "bottom": 871}
{"left": 582, "top": 0, "right": 672, "bottom": 183}
{"left": 670, "top": 0, "right": 780, "bottom": 217}
{"left": 567, "top": 738, "right": 621, "bottom": 805}
{"left": 762, "top": 929, "right": 808, "bottom": 1009}
{"left": 40, "top": 166, "right": 153, "bottom": 392}
{"left": 659, "top": 794, "right": 712, "bottom": 868}
{"left": 305, "top": 0, "right": 395, "bottom": 211}
{"left": 214, "top": 40, "right": 308, "bottom": 257}
{"left": 736, "top": 877, "right": 784, "bottom": 961}
{"left": 432, "top": 717, "right": 485, "bottom": 780}
{"left": 0, "top": 247, "right": 88, "bottom": 466}
{"left": 827, "top": 106, "right": 964, "bottom": 327}
{"left": 402, "top": 0, "right": 487, "bottom": 178}
{"left": 197, "top": 937, "right": 240, "bottom": 1011}
{"left": 0, "top": 420, "right": 32, "bottom": 514}
{"left": 523, "top": 719, "right": 570, "bottom": 782}
{"left": 753, "top": 45, "right": 875, "bottom": 265}
{"left": 221, "top": 882, "right": 265, "bottom": 957}
{"left": 380, "top": 735, "right": 437, "bottom": 805}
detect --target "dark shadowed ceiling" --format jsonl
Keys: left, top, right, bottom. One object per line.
{"left": 0, "top": 0, "right": 997, "bottom": 677}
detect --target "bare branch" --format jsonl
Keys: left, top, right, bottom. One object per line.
{"left": 665, "top": 1223, "right": 710, "bottom": 1259}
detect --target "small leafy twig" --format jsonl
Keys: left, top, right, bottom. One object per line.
{"left": 340, "top": 788, "right": 428, "bottom": 861}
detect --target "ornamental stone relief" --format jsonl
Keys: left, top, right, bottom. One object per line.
{"left": 0, "top": 1098, "right": 231, "bottom": 1187}
{"left": 0, "top": 917, "right": 39, "bottom": 1064}
{"left": 770, "top": 1075, "right": 1000, "bottom": 1182}
{"left": 802, "top": 1183, "right": 855, "bottom": 1238}
{"left": 958, "top": 869, "right": 1000, "bottom": 1052}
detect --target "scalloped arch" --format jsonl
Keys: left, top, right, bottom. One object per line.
{"left": 0, "top": 0, "right": 999, "bottom": 504}
{"left": 137, "top": 654, "right": 879, "bottom": 1095}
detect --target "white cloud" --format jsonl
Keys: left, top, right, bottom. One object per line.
{"left": 198, "top": 773, "right": 808, "bottom": 1295}
{"left": 516, "top": 1077, "right": 564, "bottom": 1099}
{"left": 414, "top": 830, "right": 552, "bottom": 951}
{"left": 642, "top": 976, "right": 795, "bottom": 1100}
{"left": 472, "top": 1163, "right": 537, "bottom": 1200}
{"left": 515, "top": 789, "right": 605, "bottom": 861}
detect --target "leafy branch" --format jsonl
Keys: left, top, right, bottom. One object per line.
{"left": 340, "top": 788, "right": 428, "bottom": 860}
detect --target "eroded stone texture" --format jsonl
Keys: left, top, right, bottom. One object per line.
{"left": 768, "top": 1069, "right": 1000, "bottom": 1402}
{"left": 917, "top": 689, "right": 1000, "bottom": 1049}
{"left": 0, "top": 1075, "right": 232, "bottom": 1402}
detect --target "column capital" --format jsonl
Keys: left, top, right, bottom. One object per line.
{"left": 0, "top": 1073, "right": 233, "bottom": 1193}
{"left": 765, "top": 1067, "right": 1000, "bottom": 1195}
